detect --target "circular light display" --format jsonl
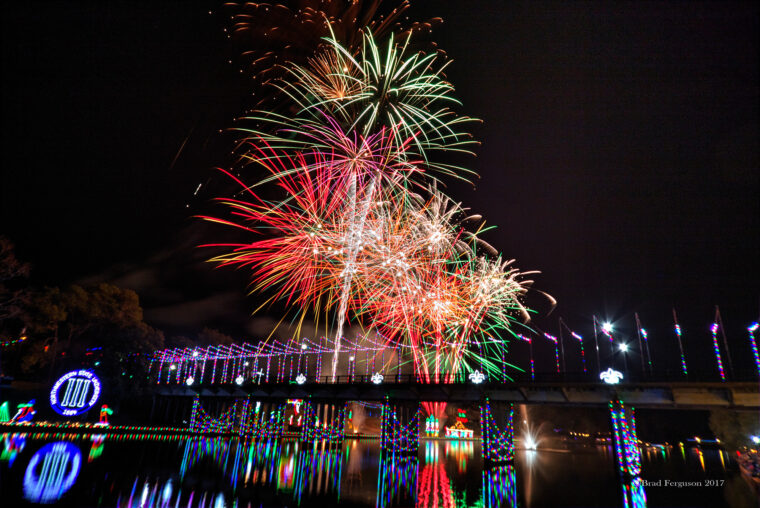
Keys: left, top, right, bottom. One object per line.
{"left": 24, "top": 441, "right": 82, "bottom": 504}
{"left": 50, "top": 370, "right": 101, "bottom": 416}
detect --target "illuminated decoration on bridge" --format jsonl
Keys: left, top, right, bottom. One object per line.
{"left": 11, "top": 400, "right": 36, "bottom": 423}
{"left": 185, "top": 376, "right": 194, "bottom": 386}
{"left": 371, "top": 372, "right": 384, "bottom": 384}
{"left": 300, "top": 400, "right": 347, "bottom": 442}
{"left": 600, "top": 368, "right": 624, "bottom": 385}
{"left": 380, "top": 399, "right": 422, "bottom": 456}
{"left": 295, "top": 373, "right": 307, "bottom": 385}
{"left": 609, "top": 400, "right": 646, "bottom": 508}
{"left": 544, "top": 333, "right": 560, "bottom": 373}
{"left": 672, "top": 308, "right": 689, "bottom": 376}
{"left": 480, "top": 398, "right": 514, "bottom": 464}
{"left": 570, "top": 331, "right": 587, "bottom": 373}
{"left": 469, "top": 370, "right": 485, "bottom": 384}
{"left": 516, "top": 334, "right": 535, "bottom": 379}
{"left": 50, "top": 370, "right": 101, "bottom": 417}
{"left": 23, "top": 441, "right": 82, "bottom": 504}
{"left": 748, "top": 322, "right": 760, "bottom": 379}
{"left": 710, "top": 323, "right": 726, "bottom": 381}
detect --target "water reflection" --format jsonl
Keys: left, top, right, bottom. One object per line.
{"left": 482, "top": 465, "right": 517, "bottom": 508}
{"left": 2, "top": 434, "right": 748, "bottom": 507}
{"left": 23, "top": 441, "right": 81, "bottom": 504}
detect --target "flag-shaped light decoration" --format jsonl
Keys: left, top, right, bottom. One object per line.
{"left": 674, "top": 323, "right": 688, "bottom": 375}
{"left": 544, "top": 333, "right": 560, "bottom": 373}
{"left": 570, "top": 331, "right": 586, "bottom": 373}
{"left": 748, "top": 322, "right": 759, "bottom": 379}
{"left": 710, "top": 323, "right": 726, "bottom": 381}
{"left": 516, "top": 334, "right": 535, "bottom": 380}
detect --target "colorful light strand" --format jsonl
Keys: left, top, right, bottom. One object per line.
{"left": 479, "top": 398, "right": 514, "bottom": 464}
{"left": 544, "top": 333, "right": 560, "bottom": 373}
{"left": 747, "top": 322, "right": 759, "bottom": 379}
{"left": 710, "top": 323, "right": 726, "bottom": 381}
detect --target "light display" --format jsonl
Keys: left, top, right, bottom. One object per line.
{"left": 672, "top": 308, "right": 689, "bottom": 376}
{"left": 23, "top": 441, "right": 82, "bottom": 504}
{"left": 480, "top": 398, "right": 514, "bottom": 464}
{"left": 295, "top": 373, "right": 307, "bottom": 385}
{"left": 371, "top": 372, "right": 384, "bottom": 384}
{"left": 11, "top": 400, "right": 36, "bottom": 423}
{"left": 300, "top": 400, "right": 347, "bottom": 442}
{"left": 380, "top": 400, "right": 421, "bottom": 456}
{"left": 96, "top": 405, "right": 113, "bottom": 426}
{"left": 50, "top": 370, "right": 101, "bottom": 417}
{"left": 634, "top": 313, "right": 653, "bottom": 375}
{"left": 748, "top": 322, "right": 760, "bottom": 379}
{"left": 444, "top": 421, "right": 473, "bottom": 439}
{"left": 516, "top": 334, "right": 535, "bottom": 380}
{"left": 425, "top": 414, "right": 439, "bottom": 437}
{"left": 544, "top": 333, "right": 560, "bottom": 373}
{"left": 710, "top": 323, "right": 726, "bottom": 381}
{"left": 600, "top": 368, "right": 624, "bottom": 384}
{"left": 0, "top": 401, "right": 9, "bottom": 422}
{"left": 570, "top": 331, "right": 587, "bottom": 373}
{"left": 468, "top": 370, "right": 485, "bottom": 384}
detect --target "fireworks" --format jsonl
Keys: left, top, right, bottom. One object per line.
{"left": 203, "top": 8, "right": 539, "bottom": 381}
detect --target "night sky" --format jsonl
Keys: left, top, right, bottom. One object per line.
{"left": 2, "top": 2, "right": 758, "bottom": 376}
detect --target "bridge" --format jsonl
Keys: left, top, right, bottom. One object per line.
{"left": 154, "top": 376, "right": 760, "bottom": 410}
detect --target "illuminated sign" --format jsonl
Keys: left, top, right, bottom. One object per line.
{"left": 23, "top": 442, "right": 82, "bottom": 503}
{"left": 599, "top": 368, "right": 624, "bottom": 385}
{"left": 50, "top": 370, "right": 101, "bottom": 416}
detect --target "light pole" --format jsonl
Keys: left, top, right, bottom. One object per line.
{"left": 618, "top": 342, "right": 629, "bottom": 378}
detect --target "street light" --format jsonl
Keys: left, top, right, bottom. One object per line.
{"left": 602, "top": 322, "right": 613, "bottom": 335}
{"left": 619, "top": 343, "right": 628, "bottom": 353}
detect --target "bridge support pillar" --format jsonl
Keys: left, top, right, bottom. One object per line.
{"left": 609, "top": 399, "right": 647, "bottom": 508}
{"left": 380, "top": 398, "right": 421, "bottom": 456}
{"left": 480, "top": 398, "right": 514, "bottom": 465}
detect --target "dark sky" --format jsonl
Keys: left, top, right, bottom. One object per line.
{"left": 2, "top": 2, "right": 758, "bottom": 377}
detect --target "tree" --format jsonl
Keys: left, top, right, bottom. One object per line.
{"left": 0, "top": 236, "right": 31, "bottom": 324}
{"left": 708, "top": 409, "right": 760, "bottom": 450}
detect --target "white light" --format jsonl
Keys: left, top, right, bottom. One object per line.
{"left": 295, "top": 373, "right": 307, "bottom": 385}
{"left": 599, "top": 368, "right": 624, "bottom": 384}
{"left": 619, "top": 343, "right": 628, "bottom": 353}
{"left": 525, "top": 435, "right": 537, "bottom": 450}
{"left": 235, "top": 375, "right": 244, "bottom": 386}
{"left": 469, "top": 370, "right": 486, "bottom": 384}
{"left": 185, "top": 377, "right": 194, "bottom": 386}
{"left": 349, "top": 356, "right": 355, "bottom": 361}
{"left": 244, "top": 361, "right": 249, "bottom": 366}
{"left": 371, "top": 372, "right": 384, "bottom": 384}
{"left": 192, "top": 351, "right": 199, "bottom": 357}
{"left": 169, "top": 364, "right": 177, "bottom": 371}
{"left": 602, "top": 322, "right": 613, "bottom": 334}
{"left": 301, "top": 343, "right": 308, "bottom": 350}
{"left": 751, "top": 435, "right": 760, "bottom": 445}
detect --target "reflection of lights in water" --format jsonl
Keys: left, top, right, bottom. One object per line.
{"left": 1, "top": 433, "right": 26, "bottom": 466}
{"left": 482, "top": 465, "right": 517, "bottom": 508}
{"left": 376, "top": 454, "right": 418, "bottom": 508}
{"left": 418, "top": 463, "right": 455, "bottom": 508}
{"left": 23, "top": 441, "right": 82, "bottom": 504}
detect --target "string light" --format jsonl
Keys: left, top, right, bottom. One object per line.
{"left": 710, "top": 323, "right": 726, "bottom": 381}
{"left": 544, "top": 333, "right": 560, "bottom": 373}
{"left": 480, "top": 398, "right": 514, "bottom": 464}
{"left": 747, "top": 323, "right": 759, "bottom": 379}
